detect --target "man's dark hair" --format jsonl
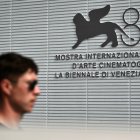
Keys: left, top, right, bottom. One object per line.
{"left": 0, "top": 52, "right": 38, "bottom": 103}
{"left": 0, "top": 52, "right": 38, "bottom": 82}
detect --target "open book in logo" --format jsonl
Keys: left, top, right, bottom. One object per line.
{"left": 72, "top": 5, "right": 134, "bottom": 49}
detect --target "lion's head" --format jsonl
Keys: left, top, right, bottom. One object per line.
{"left": 73, "top": 13, "right": 87, "bottom": 26}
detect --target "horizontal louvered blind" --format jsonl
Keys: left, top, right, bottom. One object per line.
{"left": 47, "top": 0, "right": 140, "bottom": 130}
{"left": 0, "top": 0, "right": 11, "bottom": 52}
{"left": 129, "top": 1, "right": 140, "bottom": 131}
{"left": 11, "top": 0, "right": 48, "bottom": 128}
{"left": 0, "top": 0, "right": 140, "bottom": 131}
{"left": 47, "top": 0, "right": 88, "bottom": 129}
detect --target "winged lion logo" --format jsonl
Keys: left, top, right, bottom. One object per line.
{"left": 72, "top": 5, "right": 134, "bottom": 49}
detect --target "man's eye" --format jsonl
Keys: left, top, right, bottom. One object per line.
{"left": 28, "top": 80, "right": 38, "bottom": 91}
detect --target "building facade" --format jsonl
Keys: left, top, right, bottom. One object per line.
{"left": 0, "top": 0, "right": 140, "bottom": 130}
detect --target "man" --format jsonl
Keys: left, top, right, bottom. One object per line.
{"left": 0, "top": 52, "right": 40, "bottom": 129}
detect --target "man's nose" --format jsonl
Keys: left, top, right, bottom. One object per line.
{"left": 34, "top": 86, "right": 40, "bottom": 96}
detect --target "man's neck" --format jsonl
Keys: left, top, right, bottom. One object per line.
{"left": 0, "top": 104, "right": 22, "bottom": 129}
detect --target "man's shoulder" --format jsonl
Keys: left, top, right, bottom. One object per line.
{"left": 0, "top": 123, "right": 8, "bottom": 129}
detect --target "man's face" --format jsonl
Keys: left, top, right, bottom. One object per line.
{"left": 9, "top": 69, "right": 40, "bottom": 114}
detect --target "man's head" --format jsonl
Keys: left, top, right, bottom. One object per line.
{"left": 0, "top": 52, "right": 40, "bottom": 114}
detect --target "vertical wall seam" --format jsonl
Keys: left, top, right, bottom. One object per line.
{"left": 129, "top": 0, "right": 132, "bottom": 131}
{"left": 46, "top": 0, "right": 49, "bottom": 129}
{"left": 10, "top": 0, "right": 12, "bottom": 51}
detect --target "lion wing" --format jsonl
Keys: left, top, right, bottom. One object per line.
{"left": 88, "top": 5, "right": 110, "bottom": 22}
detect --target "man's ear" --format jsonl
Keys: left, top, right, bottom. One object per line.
{"left": 0, "top": 79, "right": 13, "bottom": 96}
